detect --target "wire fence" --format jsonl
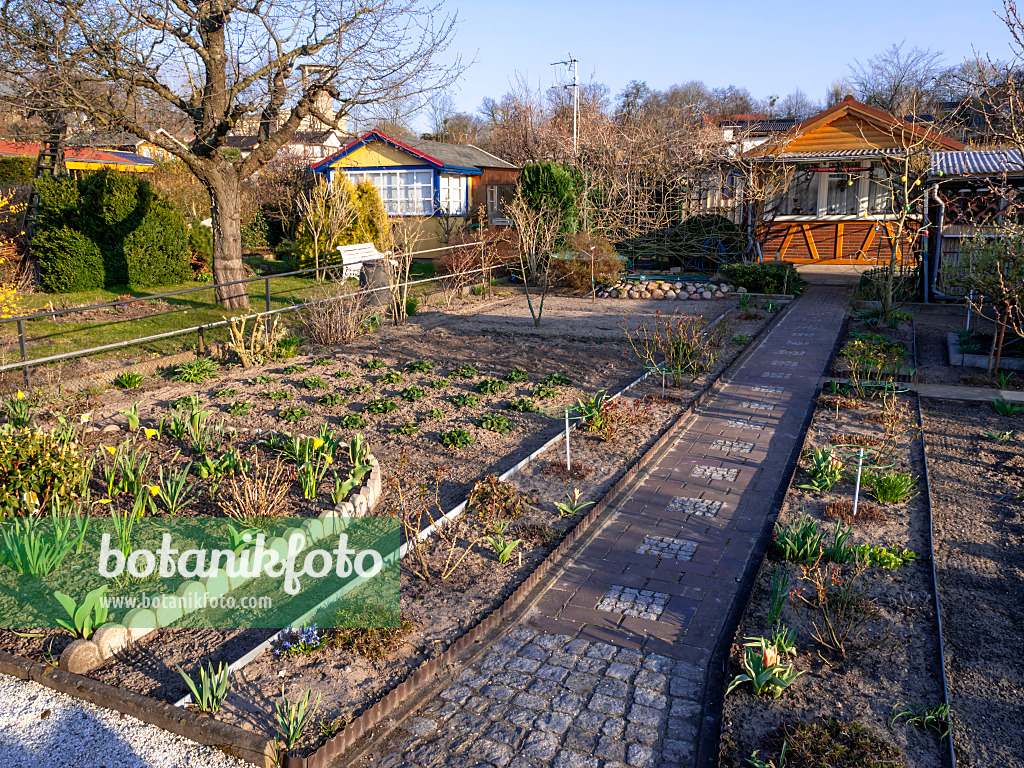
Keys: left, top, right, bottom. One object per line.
{"left": 2, "top": 241, "right": 500, "bottom": 390}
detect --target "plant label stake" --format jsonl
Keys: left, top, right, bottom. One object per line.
{"left": 565, "top": 407, "right": 571, "bottom": 471}
{"left": 852, "top": 447, "right": 865, "bottom": 518}
{"left": 661, "top": 368, "right": 666, "bottom": 398}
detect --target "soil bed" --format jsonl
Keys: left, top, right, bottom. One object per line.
{"left": 1, "top": 294, "right": 775, "bottom": 756}
{"left": 719, "top": 392, "right": 946, "bottom": 768}
{"left": 916, "top": 311, "right": 1024, "bottom": 389}
{"left": 921, "top": 398, "right": 1024, "bottom": 768}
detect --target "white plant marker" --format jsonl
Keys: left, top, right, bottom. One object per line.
{"left": 852, "top": 447, "right": 865, "bottom": 518}
{"left": 565, "top": 407, "right": 571, "bottom": 471}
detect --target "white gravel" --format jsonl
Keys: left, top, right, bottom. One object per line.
{"left": 0, "top": 673, "right": 253, "bottom": 768}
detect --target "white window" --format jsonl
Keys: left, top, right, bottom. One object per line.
{"left": 780, "top": 165, "right": 819, "bottom": 216}
{"left": 867, "top": 163, "right": 891, "bottom": 215}
{"left": 344, "top": 169, "right": 433, "bottom": 215}
{"left": 825, "top": 164, "right": 861, "bottom": 216}
{"left": 439, "top": 174, "right": 467, "bottom": 215}
{"left": 487, "top": 185, "right": 499, "bottom": 215}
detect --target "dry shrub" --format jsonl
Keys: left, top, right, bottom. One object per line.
{"left": 295, "top": 280, "right": 374, "bottom": 345}
{"left": 829, "top": 432, "right": 882, "bottom": 447}
{"left": 543, "top": 461, "right": 593, "bottom": 481}
{"left": 549, "top": 253, "right": 624, "bottom": 294}
{"left": 823, "top": 498, "right": 888, "bottom": 524}
{"left": 219, "top": 455, "right": 289, "bottom": 528}
{"left": 817, "top": 395, "right": 861, "bottom": 410}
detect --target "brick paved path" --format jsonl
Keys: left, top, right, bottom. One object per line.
{"left": 362, "top": 287, "right": 850, "bottom": 768}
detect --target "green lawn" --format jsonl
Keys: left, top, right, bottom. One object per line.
{"left": 4, "top": 261, "right": 442, "bottom": 372}
{"left": 5, "top": 275, "right": 323, "bottom": 367}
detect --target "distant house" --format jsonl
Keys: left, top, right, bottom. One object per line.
{"left": 223, "top": 129, "right": 348, "bottom": 160}
{"left": 0, "top": 139, "right": 158, "bottom": 174}
{"left": 74, "top": 129, "right": 187, "bottom": 163}
{"left": 310, "top": 129, "right": 519, "bottom": 245}
{"left": 744, "top": 96, "right": 965, "bottom": 264}
{"left": 713, "top": 114, "right": 797, "bottom": 154}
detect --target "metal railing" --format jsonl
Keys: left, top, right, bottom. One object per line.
{"left": 2, "top": 241, "right": 498, "bottom": 389}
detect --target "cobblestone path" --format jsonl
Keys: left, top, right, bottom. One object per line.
{"left": 362, "top": 286, "right": 851, "bottom": 768}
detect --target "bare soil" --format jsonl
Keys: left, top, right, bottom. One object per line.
{"left": 1, "top": 293, "right": 776, "bottom": 755}
{"left": 916, "top": 312, "right": 1024, "bottom": 389}
{"left": 720, "top": 393, "right": 946, "bottom": 768}
{"left": 921, "top": 398, "right": 1024, "bottom": 768}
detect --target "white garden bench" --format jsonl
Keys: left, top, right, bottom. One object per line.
{"left": 336, "top": 242, "right": 390, "bottom": 281}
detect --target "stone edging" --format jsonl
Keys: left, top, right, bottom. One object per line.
{"left": 280, "top": 302, "right": 798, "bottom": 768}
{"left": 57, "top": 450, "right": 381, "bottom": 677}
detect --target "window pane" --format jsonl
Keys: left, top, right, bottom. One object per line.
{"left": 868, "top": 164, "right": 890, "bottom": 215}
{"left": 783, "top": 166, "right": 818, "bottom": 215}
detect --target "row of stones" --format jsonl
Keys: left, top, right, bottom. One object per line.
{"left": 385, "top": 629, "right": 701, "bottom": 768}
{"left": 596, "top": 281, "right": 741, "bottom": 301}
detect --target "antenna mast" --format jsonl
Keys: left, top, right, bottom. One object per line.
{"left": 551, "top": 53, "right": 579, "bottom": 154}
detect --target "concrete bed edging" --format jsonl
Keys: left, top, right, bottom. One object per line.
{"left": 282, "top": 300, "right": 798, "bottom": 768}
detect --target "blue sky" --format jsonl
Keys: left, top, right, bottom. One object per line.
{"left": 441, "top": 0, "right": 1014, "bottom": 115}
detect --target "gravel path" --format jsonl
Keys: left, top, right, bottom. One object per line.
{"left": 0, "top": 674, "right": 252, "bottom": 768}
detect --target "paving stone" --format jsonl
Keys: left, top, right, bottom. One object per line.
{"left": 487, "top": 721, "right": 529, "bottom": 748}
{"left": 667, "top": 496, "right": 723, "bottom": 517}
{"left": 761, "top": 371, "right": 793, "bottom": 379}
{"left": 626, "top": 743, "right": 656, "bottom": 768}
{"left": 606, "top": 661, "right": 637, "bottom": 681}
{"left": 534, "top": 711, "right": 574, "bottom": 734}
{"left": 440, "top": 685, "right": 472, "bottom": 704}
{"left": 595, "top": 735, "right": 626, "bottom": 762}
{"left": 547, "top": 650, "right": 578, "bottom": 668}
{"left": 600, "top": 716, "right": 625, "bottom": 738}
{"left": 512, "top": 692, "right": 547, "bottom": 710}
{"left": 491, "top": 670, "right": 532, "bottom": 690}
{"left": 409, "top": 742, "right": 445, "bottom": 766}
{"left": 627, "top": 703, "right": 665, "bottom": 729}
{"left": 594, "top": 678, "right": 628, "bottom": 698}
{"left": 624, "top": 722, "right": 660, "bottom": 745}
{"left": 752, "top": 385, "right": 785, "bottom": 393}
{"left": 563, "top": 727, "right": 598, "bottom": 753}
{"left": 521, "top": 731, "right": 559, "bottom": 760}
{"left": 564, "top": 672, "right": 600, "bottom": 696}
{"left": 519, "top": 644, "right": 550, "bottom": 661}
{"left": 463, "top": 696, "right": 489, "bottom": 713}
{"left": 633, "top": 669, "right": 668, "bottom": 692}
{"left": 589, "top": 693, "right": 627, "bottom": 716}
{"left": 564, "top": 639, "right": 590, "bottom": 655}
{"left": 527, "top": 678, "right": 559, "bottom": 697}
{"left": 492, "top": 637, "right": 528, "bottom": 654}
{"left": 449, "top": 711, "right": 487, "bottom": 733}
{"left": 533, "top": 633, "right": 573, "bottom": 649}
{"left": 574, "top": 656, "right": 607, "bottom": 675}
{"left": 635, "top": 534, "right": 698, "bottom": 560}
{"left": 465, "top": 738, "right": 514, "bottom": 767}
{"left": 725, "top": 418, "right": 766, "bottom": 430}
{"left": 509, "top": 759, "right": 542, "bottom": 768}
{"left": 710, "top": 439, "right": 754, "bottom": 454}
{"left": 632, "top": 687, "right": 668, "bottom": 710}
{"left": 480, "top": 652, "right": 507, "bottom": 671}
{"left": 641, "top": 654, "right": 673, "bottom": 673}
{"left": 552, "top": 750, "right": 599, "bottom": 768}
{"left": 690, "top": 464, "right": 739, "bottom": 481}
{"left": 596, "top": 585, "right": 671, "bottom": 619}
{"left": 550, "top": 691, "right": 584, "bottom": 714}
{"left": 480, "top": 684, "right": 515, "bottom": 702}
{"left": 585, "top": 642, "right": 617, "bottom": 660}
{"left": 483, "top": 703, "right": 509, "bottom": 721}
{"left": 507, "top": 709, "right": 537, "bottom": 728}
{"left": 507, "top": 627, "right": 538, "bottom": 642}
{"left": 506, "top": 657, "right": 542, "bottom": 674}
{"left": 574, "top": 711, "right": 606, "bottom": 732}
{"left": 662, "top": 739, "right": 695, "bottom": 763}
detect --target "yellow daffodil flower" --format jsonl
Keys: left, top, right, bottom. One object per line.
{"left": 15, "top": 390, "right": 25, "bottom": 400}
{"left": 96, "top": 498, "right": 113, "bottom": 505}
{"left": 313, "top": 438, "right": 324, "bottom": 450}
{"left": 145, "top": 428, "right": 158, "bottom": 439}
{"left": 148, "top": 485, "right": 160, "bottom": 497}
{"left": 106, "top": 446, "right": 117, "bottom": 455}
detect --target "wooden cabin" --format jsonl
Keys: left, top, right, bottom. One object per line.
{"left": 745, "top": 97, "right": 965, "bottom": 265}
{"left": 310, "top": 130, "right": 519, "bottom": 250}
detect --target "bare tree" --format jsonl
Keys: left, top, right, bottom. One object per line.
{"left": 0, "top": 0, "right": 459, "bottom": 308}
{"left": 847, "top": 42, "right": 946, "bottom": 116}
{"left": 778, "top": 89, "right": 820, "bottom": 121}
{"left": 296, "top": 178, "right": 357, "bottom": 280}
{"left": 507, "top": 190, "right": 561, "bottom": 327}
{"left": 386, "top": 214, "right": 426, "bottom": 326}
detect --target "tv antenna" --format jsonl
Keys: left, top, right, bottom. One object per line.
{"left": 551, "top": 53, "right": 579, "bottom": 154}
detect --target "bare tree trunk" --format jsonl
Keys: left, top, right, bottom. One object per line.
{"left": 207, "top": 170, "right": 250, "bottom": 310}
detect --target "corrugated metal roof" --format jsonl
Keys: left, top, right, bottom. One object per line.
{"left": 761, "top": 148, "right": 906, "bottom": 162}
{"left": 930, "top": 149, "right": 1024, "bottom": 178}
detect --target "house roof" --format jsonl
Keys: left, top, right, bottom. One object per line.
{"left": 929, "top": 149, "right": 1024, "bottom": 178}
{"left": 745, "top": 96, "right": 966, "bottom": 159}
{"left": 224, "top": 130, "right": 347, "bottom": 152}
{"left": 0, "top": 140, "right": 157, "bottom": 170}
{"left": 311, "top": 129, "right": 517, "bottom": 174}
{"left": 73, "top": 131, "right": 144, "bottom": 149}
{"left": 767, "top": 148, "right": 907, "bottom": 162}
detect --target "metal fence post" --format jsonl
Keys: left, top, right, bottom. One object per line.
{"left": 17, "top": 319, "right": 29, "bottom": 391}
{"left": 265, "top": 277, "right": 272, "bottom": 338}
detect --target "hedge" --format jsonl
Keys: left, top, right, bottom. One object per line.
{"left": 35, "top": 226, "right": 105, "bottom": 292}
{"left": 32, "top": 170, "right": 190, "bottom": 291}
{"left": 0, "top": 157, "right": 35, "bottom": 184}
{"left": 719, "top": 261, "right": 802, "bottom": 295}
